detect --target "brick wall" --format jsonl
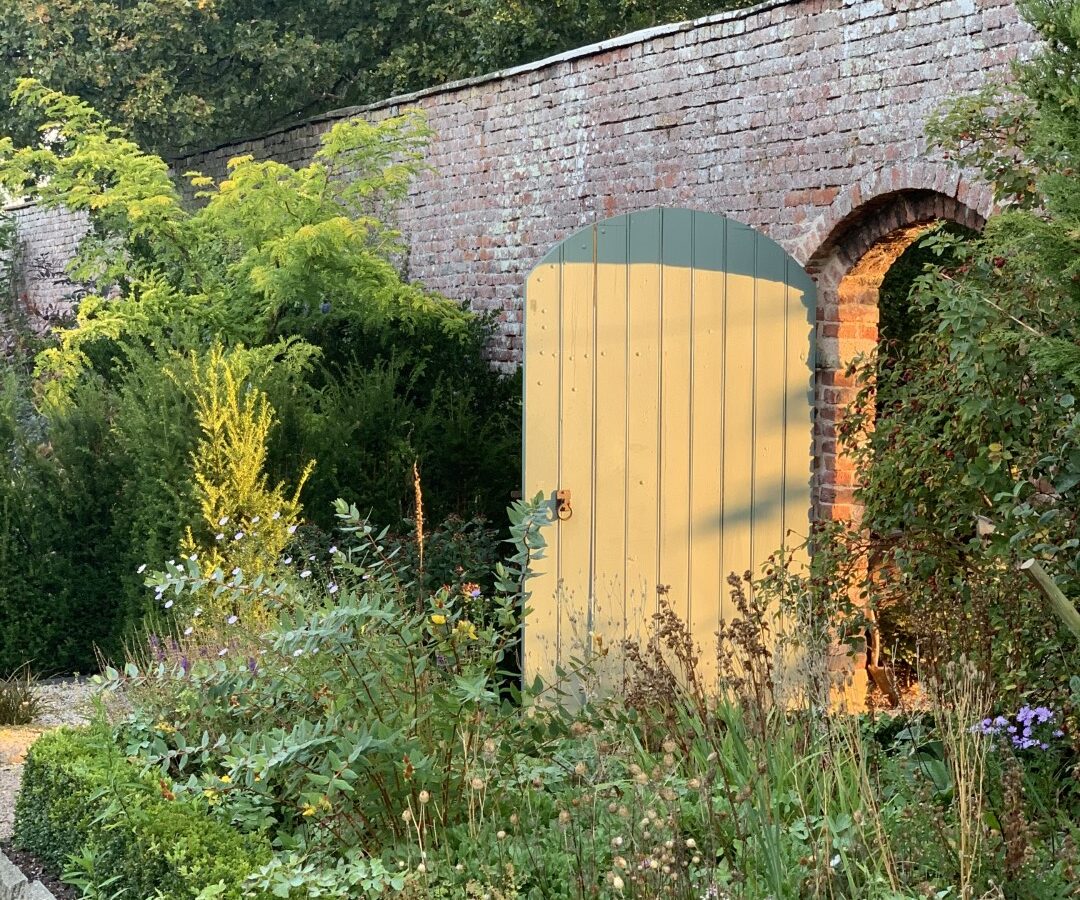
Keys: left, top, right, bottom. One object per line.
{"left": 170, "top": 0, "right": 1036, "bottom": 369}
{"left": 1, "top": 202, "right": 89, "bottom": 332}
{"left": 3, "top": 0, "right": 1039, "bottom": 520}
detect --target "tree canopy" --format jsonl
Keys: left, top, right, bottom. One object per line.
{"left": 0, "top": 0, "right": 753, "bottom": 156}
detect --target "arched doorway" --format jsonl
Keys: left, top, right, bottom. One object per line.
{"left": 804, "top": 189, "right": 987, "bottom": 700}
{"left": 806, "top": 190, "right": 987, "bottom": 525}
{"left": 522, "top": 208, "right": 816, "bottom": 694}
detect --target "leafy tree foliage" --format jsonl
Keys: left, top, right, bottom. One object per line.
{"left": 833, "top": 0, "right": 1080, "bottom": 700}
{"left": 0, "top": 0, "right": 753, "bottom": 155}
{"left": 0, "top": 83, "right": 520, "bottom": 673}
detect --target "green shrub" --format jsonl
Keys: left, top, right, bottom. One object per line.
{"left": 13, "top": 726, "right": 272, "bottom": 900}
{"left": 0, "top": 86, "right": 520, "bottom": 675}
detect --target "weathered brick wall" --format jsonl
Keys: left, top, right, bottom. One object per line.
{"left": 1, "top": 202, "right": 89, "bottom": 331}
{"left": 3, "top": 0, "right": 1039, "bottom": 521}
{"left": 169, "top": 0, "right": 1036, "bottom": 368}
{"left": 8, "top": 0, "right": 1036, "bottom": 363}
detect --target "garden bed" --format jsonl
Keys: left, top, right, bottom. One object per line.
{"left": 0, "top": 679, "right": 98, "bottom": 843}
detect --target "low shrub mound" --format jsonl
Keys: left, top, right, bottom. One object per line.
{"left": 13, "top": 726, "right": 272, "bottom": 900}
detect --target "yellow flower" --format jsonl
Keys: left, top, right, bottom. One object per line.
{"left": 219, "top": 774, "right": 232, "bottom": 784}
{"left": 455, "top": 619, "right": 478, "bottom": 640}
{"left": 301, "top": 804, "right": 317, "bottom": 817}
{"left": 430, "top": 614, "right": 446, "bottom": 626}
{"left": 155, "top": 721, "right": 175, "bottom": 734}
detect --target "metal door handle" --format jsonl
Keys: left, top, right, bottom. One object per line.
{"left": 556, "top": 489, "right": 572, "bottom": 520}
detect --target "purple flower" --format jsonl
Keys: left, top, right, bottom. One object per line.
{"left": 180, "top": 656, "right": 190, "bottom": 675}
{"left": 247, "top": 657, "right": 259, "bottom": 674}
{"left": 979, "top": 704, "right": 1062, "bottom": 753}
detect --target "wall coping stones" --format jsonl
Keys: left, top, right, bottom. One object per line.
{"left": 168, "top": 0, "right": 803, "bottom": 163}
{"left": 0, "top": 851, "right": 56, "bottom": 900}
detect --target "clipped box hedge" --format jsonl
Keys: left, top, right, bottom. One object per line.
{"left": 13, "top": 727, "right": 272, "bottom": 900}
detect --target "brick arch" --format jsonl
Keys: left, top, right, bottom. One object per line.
{"left": 802, "top": 182, "right": 990, "bottom": 523}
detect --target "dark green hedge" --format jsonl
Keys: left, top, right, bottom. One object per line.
{"left": 13, "top": 727, "right": 271, "bottom": 900}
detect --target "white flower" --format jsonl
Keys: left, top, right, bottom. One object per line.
{"left": 234, "top": 531, "right": 245, "bottom": 541}
{"left": 300, "top": 570, "right": 312, "bottom": 579}
{"left": 231, "top": 567, "right": 241, "bottom": 576}
{"left": 287, "top": 524, "right": 297, "bottom": 534}
{"left": 283, "top": 556, "right": 293, "bottom": 565}
{"left": 164, "top": 599, "right": 174, "bottom": 609}
{"left": 328, "top": 583, "right": 338, "bottom": 594}
{"left": 215, "top": 533, "right": 225, "bottom": 541}
{"left": 292, "top": 649, "right": 303, "bottom": 657}
{"left": 251, "top": 515, "right": 261, "bottom": 524}
{"left": 272, "top": 511, "right": 281, "bottom": 520}
{"left": 137, "top": 564, "right": 147, "bottom": 574}
{"left": 184, "top": 627, "right": 194, "bottom": 636}
{"left": 218, "top": 516, "right": 229, "bottom": 526}
{"left": 218, "top": 648, "right": 228, "bottom": 657}
{"left": 193, "top": 607, "right": 203, "bottom": 618}
{"left": 227, "top": 615, "right": 238, "bottom": 625}
{"left": 189, "top": 553, "right": 198, "bottom": 561}
{"left": 830, "top": 854, "right": 841, "bottom": 868}
{"left": 328, "top": 546, "right": 338, "bottom": 555}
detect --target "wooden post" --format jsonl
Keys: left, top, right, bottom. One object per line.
{"left": 1020, "top": 558, "right": 1080, "bottom": 644}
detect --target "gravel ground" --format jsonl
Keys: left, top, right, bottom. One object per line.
{"left": 0, "top": 678, "right": 100, "bottom": 842}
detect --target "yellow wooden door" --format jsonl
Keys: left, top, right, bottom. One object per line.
{"left": 523, "top": 208, "right": 815, "bottom": 695}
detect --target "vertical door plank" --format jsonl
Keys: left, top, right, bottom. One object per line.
{"left": 558, "top": 231, "right": 597, "bottom": 685}
{"left": 659, "top": 209, "right": 694, "bottom": 628}
{"left": 523, "top": 258, "right": 563, "bottom": 690}
{"left": 752, "top": 236, "right": 790, "bottom": 586}
{"left": 689, "top": 214, "right": 726, "bottom": 687}
{"left": 624, "top": 210, "right": 663, "bottom": 652}
{"left": 720, "top": 222, "right": 757, "bottom": 625}
{"left": 592, "top": 220, "right": 630, "bottom": 683}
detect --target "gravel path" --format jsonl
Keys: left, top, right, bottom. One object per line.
{"left": 0, "top": 679, "right": 99, "bottom": 842}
